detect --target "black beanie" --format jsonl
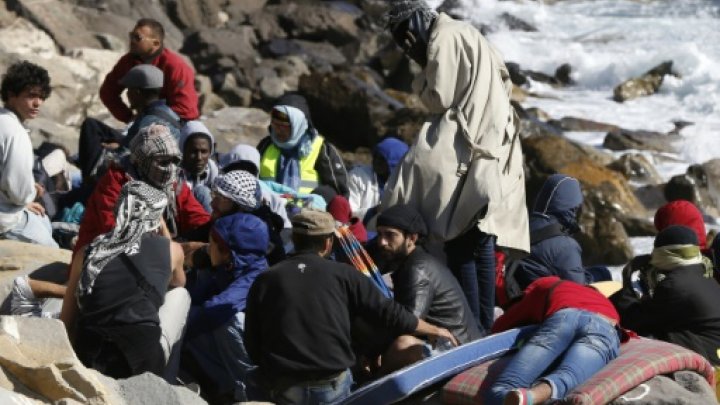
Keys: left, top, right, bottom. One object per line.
{"left": 377, "top": 204, "right": 427, "bottom": 236}
{"left": 654, "top": 225, "right": 699, "bottom": 248}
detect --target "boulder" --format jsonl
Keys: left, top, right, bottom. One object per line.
{"left": 264, "top": 39, "right": 347, "bottom": 72}
{"left": 0, "top": 241, "right": 70, "bottom": 310}
{"left": 203, "top": 107, "right": 270, "bottom": 152}
{"left": 26, "top": 118, "right": 80, "bottom": 155}
{"left": 634, "top": 184, "right": 666, "bottom": 212}
{"left": 549, "top": 116, "right": 620, "bottom": 133}
{"left": 181, "top": 26, "right": 259, "bottom": 81}
{"left": 14, "top": 0, "right": 102, "bottom": 52}
{"left": 0, "top": 315, "right": 206, "bottom": 404}
{"left": 298, "top": 70, "right": 405, "bottom": 150}
{"left": 607, "top": 153, "right": 663, "bottom": 185}
{"left": 613, "top": 60, "right": 677, "bottom": 102}
{"left": 72, "top": 7, "right": 136, "bottom": 52}
{"left": 617, "top": 215, "right": 657, "bottom": 237}
{"left": 224, "top": 0, "right": 268, "bottom": 20}
{"left": 603, "top": 129, "right": 680, "bottom": 154}
{"left": 245, "top": 9, "right": 286, "bottom": 43}
{"left": 165, "top": 0, "right": 222, "bottom": 31}
{"left": 523, "top": 135, "right": 643, "bottom": 264}
{"left": 272, "top": 2, "right": 361, "bottom": 46}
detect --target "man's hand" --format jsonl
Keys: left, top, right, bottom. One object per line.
{"left": 34, "top": 183, "right": 45, "bottom": 198}
{"left": 26, "top": 202, "right": 46, "bottom": 216}
{"left": 101, "top": 141, "right": 121, "bottom": 151}
{"left": 415, "top": 318, "right": 459, "bottom": 348}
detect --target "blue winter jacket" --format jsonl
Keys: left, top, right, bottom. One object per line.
{"left": 515, "top": 174, "right": 589, "bottom": 289}
{"left": 186, "top": 213, "right": 269, "bottom": 338}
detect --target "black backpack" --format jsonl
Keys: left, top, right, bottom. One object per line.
{"left": 503, "top": 222, "right": 567, "bottom": 305}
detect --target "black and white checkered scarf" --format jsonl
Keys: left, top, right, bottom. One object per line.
{"left": 129, "top": 123, "right": 181, "bottom": 236}
{"left": 77, "top": 181, "right": 168, "bottom": 301}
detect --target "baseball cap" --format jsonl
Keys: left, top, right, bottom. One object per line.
{"left": 292, "top": 209, "right": 336, "bottom": 236}
{"left": 119, "top": 64, "right": 164, "bottom": 89}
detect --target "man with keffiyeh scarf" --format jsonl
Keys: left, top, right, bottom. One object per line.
{"left": 74, "top": 123, "right": 211, "bottom": 258}
{"left": 611, "top": 225, "right": 720, "bottom": 366}
{"left": 60, "top": 181, "right": 189, "bottom": 379}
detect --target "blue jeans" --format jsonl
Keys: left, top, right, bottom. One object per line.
{"left": 192, "top": 184, "right": 213, "bottom": 214}
{"left": 259, "top": 369, "right": 353, "bottom": 405}
{"left": 486, "top": 308, "right": 620, "bottom": 404}
{"left": 186, "top": 312, "right": 253, "bottom": 401}
{"left": 445, "top": 227, "right": 495, "bottom": 332}
{"left": 2, "top": 210, "right": 58, "bottom": 248}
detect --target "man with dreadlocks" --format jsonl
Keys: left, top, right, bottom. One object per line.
{"left": 382, "top": 0, "right": 529, "bottom": 331}
{"left": 74, "top": 123, "right": 211, "bottom": 259}
{"left": 60, "top": 181, "right": 189, "bottom": 379}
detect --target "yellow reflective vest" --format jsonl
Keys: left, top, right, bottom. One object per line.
{"left": 259, "top": 135, "right": 324, "bottom": 194}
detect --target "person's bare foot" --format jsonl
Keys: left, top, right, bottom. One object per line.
{"left": 503, "top": 389, "right": 531, "bottom": 405}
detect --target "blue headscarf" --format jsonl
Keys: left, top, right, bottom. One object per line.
{"left": 270, "top": 105, "right": 316, "bottom": 191}
{"left": 212, "top": 212, "right": 269, "bottom": 278}
{"left": 374, "top": 137, "right": 409, "bottom": 189}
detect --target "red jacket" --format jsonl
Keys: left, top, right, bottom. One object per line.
{"left": 74, "top": 166, "right": 211, "bottom": 254}
{"left": 99, "top": 48, "right": 199, "bottom": 123}
{"left": 492, "top": 276, "right": 620, "bottom": 334}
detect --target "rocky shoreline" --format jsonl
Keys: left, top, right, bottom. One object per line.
{"left": 0, "top": 0, "right": 718, "bottom": 401}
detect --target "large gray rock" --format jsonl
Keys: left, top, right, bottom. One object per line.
{"left": 299, "top": 69, "right": 405, "bottom": 150}
{"left": 0, "top": 316, "right": 206, "bottom": 404}
{"left": 607, "top": 153, "right": 663, "bottom": 185}
{"left": 181, "top": 26, "right": 259, "bottom": 80}
{"left": 603, "top": 129, "right": 680, "bottom": 154}
{"left": 14, "top": 0, "right": 102, "bottom": 52}
{"left": 271, "top": 2, "right": 361, "bottom": 46}
{"left": 165, "top": 0, "right": 222, "bottom": 31}
{"left": 204, "top": 107, "right": 270, "bottom": 153}
{"left": 0, "top": 241, "right": 71, "bottom": 312}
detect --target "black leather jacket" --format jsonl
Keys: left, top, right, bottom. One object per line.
{"left": 391, "top": 247, "right": 485, "bottom": 344}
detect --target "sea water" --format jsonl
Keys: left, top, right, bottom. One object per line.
{"left": 433, "top": 0, "right": 720, "bottom": 264}
{"left": 437, "top": 0, "right": 720, "bottom": 180}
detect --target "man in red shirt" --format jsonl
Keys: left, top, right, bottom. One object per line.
{"left": 486, "top": 277, "right": 622, "bottom": 405}
{"left": 100, "top": 18, "right": 199, "bottom": 123}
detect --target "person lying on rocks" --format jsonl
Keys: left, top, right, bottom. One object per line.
{"left": 182, "top": 170, "right": 286, "bottom": 269}
{"left": 100, "top": 18, "right": 198, "bottom": 123}
{"left": 244, "top": 210, "right": 456, "bottom": 404}
{"left": 257, "top": 93, "right": 349, "bottom": 197}
{"left": 176, "top": 120, "right": 218, "bottom": 213}
{"left": 0, "top": 61, "right": 58, "bottom": 247}
{"left": 77, "top": 64, "right": 182, "bottom": 184}
{"left": 219, "top": 143, "right": 291, "bottom": 229}
{"left": 183, "top": 212, "right": 269, "bottom": 403}
{"left": 74, "top": 123, "right": 210, "bottom": 261}
{"left": 611, "top": 225, "right": 720, "bottom": 367}
{"left": 366, "top": 204, "right": 483, "bottom": 375}
{"left": 501, "top": 174, "right": 611, "bottom": 305}
{"left": 60, "top": 181, "right": 189, "bottom": 380}
{"left": 347, "top": 136, "right": 408, "bottom": 223}
{"left": 486, "top": 276, "right": 626, "bottom": 405}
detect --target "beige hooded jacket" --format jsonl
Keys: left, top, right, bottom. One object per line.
{"left": 382, "top": 13, "right": 529, "bottom": 255}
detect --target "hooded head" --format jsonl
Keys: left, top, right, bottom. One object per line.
{"left": 533, "top": 174, "right": 583, "bottom": 232}
{"left": 219, "top": 144, "right": 261, "bottom": 176}
{"left": 386, "top": 0, "right": 437, "bottom": 67}
{"left": 179, "top": 120, "right": 215, "bottom": 176}
{"left": 654, "top": 200, "right": 707, "bottom": 250}
{"left": 211, "top": 212, "right": 269, "bottom": 274}
{"left": 373, "top": 137, "right": 409, "bottom": 185}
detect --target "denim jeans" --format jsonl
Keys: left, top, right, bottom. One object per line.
{"left": 445, "top": 227, "right": 495, "bottom": 332}
{"left": 187, "top": 312, "right": 254, "bottom": 401}
{"left": 192, "top": 184, "right": 213, "bottom": 214}
{"left": 262, "top": 369, "right": 354, "bottom": 405}
{"left": 486, "top": 308, "right": 620, "bottom": 405}
{"left": 2, "top": 210, "right": 58, "bottom": 248}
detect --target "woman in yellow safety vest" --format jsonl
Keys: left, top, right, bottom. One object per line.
{"left": 257, "top": 94, "right": 348, "bottom": 197}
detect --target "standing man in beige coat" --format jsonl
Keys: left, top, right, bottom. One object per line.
{"left": 382, "top": 0, "right": 529, "bottom": 331}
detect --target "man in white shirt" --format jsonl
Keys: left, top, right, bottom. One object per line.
{"left": 0, "top": 61, "right": 57, "bottom": 247}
